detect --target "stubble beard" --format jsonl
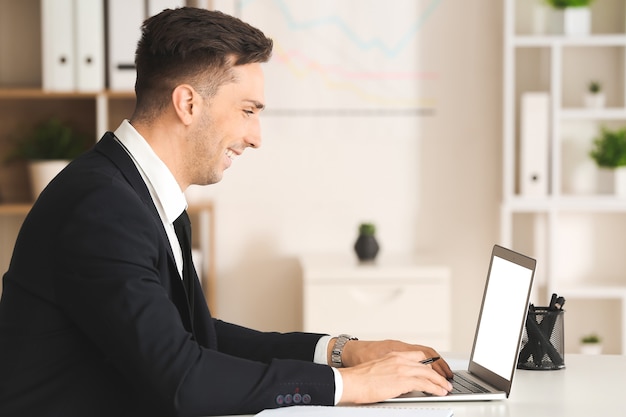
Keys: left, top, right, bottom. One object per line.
{"left": 187, "top": 113, "right": 224, "bottom": 187}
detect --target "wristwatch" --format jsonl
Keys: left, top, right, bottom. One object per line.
{"left": 331, "top": 334, "right": 358, "bottom": 367}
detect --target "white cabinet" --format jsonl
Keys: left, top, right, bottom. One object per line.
{"left": 300, "top": 254, "right": 451, "bottom": 350}
{"left": 502, "top": 0, "right": 626, "bottom": 353}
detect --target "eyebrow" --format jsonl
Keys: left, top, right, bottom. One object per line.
{"left": 245, "top": 100, "right": 265, "bottom": 111}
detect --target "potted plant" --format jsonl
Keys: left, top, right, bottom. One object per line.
{"left": 545, "top": 0, "right": 594, "bottom": 36}
{"left": 580, "top": 333, "right": 602, "bottom": 355}
{"left": 584, "top": 80, "right": 605, "bottom": 108}
{"left": 5, "top": 118, "right": 88, "bottom": 200}
{"left": 354, "top": 222, "right": 380, "bottom": 262}
{"left": 589, "top": 127, "right": 626, "bottom": 196}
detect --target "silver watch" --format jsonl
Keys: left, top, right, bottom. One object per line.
{"left": 331, "top": 334, "right": 358, "bottom": 367}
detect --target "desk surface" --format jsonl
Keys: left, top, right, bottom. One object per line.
{"left": 221, "top": 354, "right": 625, "bottom": 417}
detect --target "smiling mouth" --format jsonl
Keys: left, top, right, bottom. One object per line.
{"left": 225, "top": 149, "right": 235, "bottom": 161}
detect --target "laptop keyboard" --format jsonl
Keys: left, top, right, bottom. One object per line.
{"left": 450, "top": 372, "right": 490, "bottom": 394}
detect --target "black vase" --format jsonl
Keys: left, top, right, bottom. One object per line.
{"left": 354, "top": 235, "right": 379, "bottom": 261}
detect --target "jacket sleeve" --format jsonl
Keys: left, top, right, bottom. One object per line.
{"left": 53, "top": 177, "right": 336, "bottom": 416}
{"left": 214, "top": 319, "right": 329, "bottom": 363}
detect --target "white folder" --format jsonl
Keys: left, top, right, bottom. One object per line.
{"left": 107, "top": 0, "right": 144, "bottom": 91}
{"left": 520, "top": 92, "right": 550, "bottom": 196}
{"left": 211, "top": 0, "right": 238, "bottom": 14}
{"left": 41, "top": 0, "right": 75, "bottom": 91}
{"left": 148, "top": 0, "right": 185, "bottom": 17}
{"left": 74, "top": 0, "right": 105, "bottom": 92}
{"left": 188, "top": 0, "right": 211, "bottom": 9}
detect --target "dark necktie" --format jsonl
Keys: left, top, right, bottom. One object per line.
{"left": 173, "top": 210, "right": 195, "bottom": 316}
{"left": 173, "top": 210, "right": 217, "bottom": 349}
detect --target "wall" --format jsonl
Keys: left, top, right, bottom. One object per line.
{"left": 0, "top": 0, "right": 504, "bottom": 355}
{"left": 186, "top": 0, "right": 503, "bottom": 354}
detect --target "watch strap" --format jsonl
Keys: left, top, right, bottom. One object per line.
{"left": 331, "top": 334, "right": 358, "bottom": 367}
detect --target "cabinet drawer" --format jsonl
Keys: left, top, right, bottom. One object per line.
{"left": 303, "top": 282, "right": 449, "bottom": 336}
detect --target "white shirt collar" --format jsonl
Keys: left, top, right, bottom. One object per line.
{"left": 113, "top": 120, "right": 187, "bottom": 224}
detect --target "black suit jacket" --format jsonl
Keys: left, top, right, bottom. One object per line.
{"left": 0, "top": 133, "right": 335, "bottom": 417}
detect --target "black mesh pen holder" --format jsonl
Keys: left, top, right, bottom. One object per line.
{"left": 517, "top": 307, "right": 565, "bottom": 370}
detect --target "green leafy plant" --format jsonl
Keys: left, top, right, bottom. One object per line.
{"left": 590, "top": 127, "right": 626, "bottom": 168}
{"left": 358, "top": 223, "right": 376, "bottom": 236}
{"left": 5, "top": 118, "right": 88, "bottom": 162}
{"left": 581, "top": 333, "right": 601, "bottom": 344}
{"left": 545, "top": 0, "right": 594, "bottom": 8}
{"left": 588, "top": 80, "right": 601, "bottom": 94}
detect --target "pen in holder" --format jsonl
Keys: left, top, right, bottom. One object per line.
{"left": 517, "top": 297, "right": 565, "bottom": 370}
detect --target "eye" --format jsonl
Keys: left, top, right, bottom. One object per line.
{"left": 243, "top": 109, "right": 254, "bottom": 116}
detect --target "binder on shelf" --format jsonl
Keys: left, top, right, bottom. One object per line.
{"left": 188, "top": 0, "right": 211, "bottom": 9}
{"left": 108, "top": 0, "right": 184, "bottom": 91}
{"left": 148, "top": 0, "right": 185, "bottom": 17}
{"left": 107, "top": 0, "right": 143, "bottom": 91}
{"left": 41, "top": 0, "right": 75, "bottom": 91}
{"left": 75, "top": 0, "right": 105, "bottom": 91}
{"left": 211, "top": 0, "right": 237, "bottom": 14}
{"left": 520, "top": 92, "right": 550, "bottom": 197}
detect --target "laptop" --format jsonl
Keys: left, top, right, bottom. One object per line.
{"left": 386, "top": 244, "right": 536, "bottom": 402}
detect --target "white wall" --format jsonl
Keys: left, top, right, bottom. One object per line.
{"left": 188, "top": 0, "right": 503, "bottom": 354}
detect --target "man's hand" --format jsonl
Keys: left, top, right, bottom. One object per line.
{"left": 329, "top": 339, "right": 453, "bottom": 379}
{"left": 337, "top": 350, "right": 453, "bottom": 404}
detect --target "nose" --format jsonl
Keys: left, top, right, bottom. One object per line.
{"left": 245, "top": 119, "right": 262, "bottom": 149}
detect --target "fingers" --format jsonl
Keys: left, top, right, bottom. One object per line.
{"left": 413, "top": 345, "right": 454, "bottom": 379}
{"left": 387, "top": 351, "right": 453, "bottom": 396}
{"left": 432, "top": 357, "right": 454, "bottom": 379}
{"left": 338, "top": 350, "right": 452, "bottom": 404}
{"left": 428, "top": 371, "right": 453, "bottom": 396}
{"left": 419, "top": 374, "right": 453, "bottom": 397}
{"left": 406, "top": 368, "right": 452, "bottom": 397}
{"left": 407, "top": 354, "right": 453, "bottom": 395}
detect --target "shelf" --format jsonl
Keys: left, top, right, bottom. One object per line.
{"left": 0, "top": 89, "right": 135, "bottom": 99}
{"left": 559, "top": 282, "right": 626, "bottom": 300}
{"left": 514, "top": 34, "right": 626, "bottom": 48}
{"left": 0, "top": 204, "right": 31, "bottom": 215}
{"left": 560, "top": 108, "right": 626, "bottom": 120}
{"left": 299, "top": 253, "right": 450, "bottom": 282}
{"left": 0, "top": 202, "right": 213, "bottom": 215}
{"left": 503, "top": 196, "right": 626, "bottom": 212}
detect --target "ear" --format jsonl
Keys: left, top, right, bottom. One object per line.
{"left": 172, "top": 84, "right": 200, "bottom": 126}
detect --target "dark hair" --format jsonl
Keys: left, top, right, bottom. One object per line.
{"left": 133, "top": 7, "right": 273, "bottom": 119}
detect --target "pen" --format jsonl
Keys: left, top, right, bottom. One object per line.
{"left": 420, "top": 356, "right": 440, "bottom": 365}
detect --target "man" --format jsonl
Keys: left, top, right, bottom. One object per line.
{"left": 0, "top": 7, "right": 452, "bottom": 417}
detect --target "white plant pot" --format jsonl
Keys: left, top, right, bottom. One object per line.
{"left": 550, "top": 7, "right": 591, "bottom": 36}
{"left": 585, "top": 93, "right": 605, "bottom": 109}
{"left": 580, "top": 343, "right": 603, "bottom": 355}
{"left": 28, "top": 160, "right": 70, "bottom": 200}
{"left": 597, "top": 167, "right": 626, "bottom": 197}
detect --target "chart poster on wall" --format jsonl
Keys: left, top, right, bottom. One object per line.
{"left": 213, "top": 0, "right": 441, "bottom": 116}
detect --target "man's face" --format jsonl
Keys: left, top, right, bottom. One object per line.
{"left": 185, "top": 63, "right": 265, "bottom": 186}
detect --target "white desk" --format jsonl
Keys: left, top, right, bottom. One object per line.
{"left": 217, "top": 354, "right": 626, "bottom": 417}
{"left": 367, "top": 354, "right": 626, "bottom": 416}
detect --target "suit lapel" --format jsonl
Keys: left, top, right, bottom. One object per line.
{"left": 94, "top": 133, "right": 154, "bottom": 208}
{"left": 94, "top": 133, "right": 196, "bottom": 333}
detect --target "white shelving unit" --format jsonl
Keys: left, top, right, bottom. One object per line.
{"left": 503, "top": 0, "right": 626, "bottom": 354}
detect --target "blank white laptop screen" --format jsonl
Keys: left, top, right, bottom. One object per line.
{"left": 472, "top": 254, "right": 535, "bottom": 380}
{"left": 386, "top": 245, "right": 536, "bottom": 403}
